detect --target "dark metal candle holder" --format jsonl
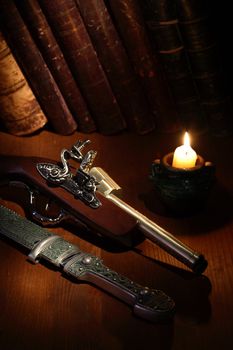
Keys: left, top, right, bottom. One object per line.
{"left": 150, "top": 152, "right": 215, "bottom": 214}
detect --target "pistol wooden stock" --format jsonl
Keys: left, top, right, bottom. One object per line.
{"left": 0, "top": 155, "right": 137, "bottom": 241}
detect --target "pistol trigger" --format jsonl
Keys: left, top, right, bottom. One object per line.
{"left": 28, "top": 189, "right": 69, "bottom": 227}
{"left": 30, "top": 208, "right": 69, "bottom": 226}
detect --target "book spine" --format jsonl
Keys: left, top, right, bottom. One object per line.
{"left": 176, "top": 0, "right": 233, "bottom": 136}
{"left": 76, "top": 0, "right": 155, "bottom": 134}
{"left": 140, "top": 0, "right": 206, "bottom": 133}
{"left": 0, "top": 0, "right": 77, "bottom": 135}
{"left": 105, "top": 0, "right": 180, "bottom": 133}
{"left": 39, "top": 0, "right": 126, "bottom": 135}
{"left": 16, "top": 0, "right": 96, "bottom": 133}
{"left": 0, "top": 31, "right": 47, "bottom": 136}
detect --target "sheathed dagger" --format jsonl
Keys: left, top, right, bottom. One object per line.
{"left": 0, "top": 205, "right": 175, "bottom": 323}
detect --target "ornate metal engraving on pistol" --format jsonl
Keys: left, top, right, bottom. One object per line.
{"left": 37, "top": 140, "right": 101, "bottom": 209}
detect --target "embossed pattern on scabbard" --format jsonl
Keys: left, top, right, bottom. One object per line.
{"left": 0, "top": 205, "right": 52, "bottom": 249}
{"left": 64, "top": 253, "right": 175, "bottom": 319}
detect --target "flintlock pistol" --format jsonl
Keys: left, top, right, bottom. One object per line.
{"left": 0, "top": 140, "right": 207, "bottom": 274}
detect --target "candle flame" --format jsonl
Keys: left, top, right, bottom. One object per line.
{"left": 184, "top": 132, "right": 190, "bottom": 147}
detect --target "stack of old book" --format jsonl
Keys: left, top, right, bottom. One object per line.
{"left": 0, "top": 0, "right": 231, "bottom": 137}
{"left": 140, "top": 0, "right": 233, "bottom": 136}
{"left": 0, "top": 0, "right": 179, "bottom": 136}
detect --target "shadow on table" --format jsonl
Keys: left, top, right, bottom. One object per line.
{"left": 141, "top": 181, "right": 233, "bottom": 235}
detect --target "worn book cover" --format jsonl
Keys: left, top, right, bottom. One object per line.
{"left": 76, "top": 0, "right": 155, "bottom": 134}
{"left": 39, "top": 0, "right": 126, "bottom": 135}
{"left": 0, "top": 31, "right": 47, "bottom": 136}
{"left": 177, "top": 0, "right": 233, "bottom": 136}
{"left": 106, "top": 0, "right": 180, "bottom": 133}
{"left": 140, "top": 0, "right": 206, "bottom": 133}
{"left": 0, "top": 0, "right": 77, "bottom": 135}
{"left": 16, "top": 0, "right": 96, "bottom": 133}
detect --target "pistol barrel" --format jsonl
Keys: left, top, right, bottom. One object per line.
{"left": 90, "top": 167, "right": 207, "bottom": 274}
{"left": 107, "top": 194, "right": 207, "bottom": 274}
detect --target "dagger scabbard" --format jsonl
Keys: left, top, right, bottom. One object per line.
{"left": 0, "top": 205, "right": 175, "bottom": 323}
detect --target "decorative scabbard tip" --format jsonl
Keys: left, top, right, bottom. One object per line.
{"left": 134, "top": 288, "right": 175, "bottom": 322}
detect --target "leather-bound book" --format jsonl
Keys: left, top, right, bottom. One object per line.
{"left": 140, "top": 0, "right": 206, "bottom": 133}
{"left": 176, "top": 0, "right": 233, "bottom": 136}
{"left": 16, "top": 0, "right": 95, "bottom": 133}
{"left": 0, "top": 0, "right": 77, "bottom": 135}
{"left": 76, "top": 0, "right": 155, "bottom": 134}
{"left": 39, "top": 0, "right": 126, "bottom": 135}
{"left": 0, "top": 31, "right": 47, "bottom": 136}
{"left": 105, "top": 0, "right": 180, "bottom": 133}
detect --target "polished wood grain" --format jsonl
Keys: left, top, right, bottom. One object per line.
{"left": 0, "top": 155, "right": 137, "bottom": 239}
{"left": 0, "top": 129, "right": 232, "bottom": 349}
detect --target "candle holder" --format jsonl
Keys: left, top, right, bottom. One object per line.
{"left": 150, "top": 152, "right": 215, "bottom": 214}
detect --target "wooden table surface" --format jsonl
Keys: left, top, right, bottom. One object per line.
{"left": 0, "top": 129, "right": 232, "bottom": 350}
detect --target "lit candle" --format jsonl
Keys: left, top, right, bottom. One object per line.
{"left": 172, "top": 132, "right": 197, "bottom": 168}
